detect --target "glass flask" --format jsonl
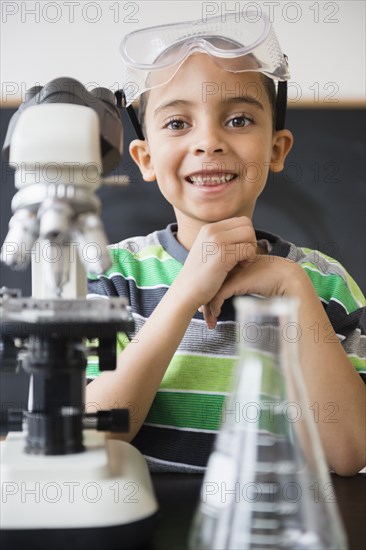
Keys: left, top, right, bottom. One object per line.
{"left": 189, "top": 297, "right": 348, "bottom": 550}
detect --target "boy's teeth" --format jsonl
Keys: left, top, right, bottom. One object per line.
{"left": 189, "top": 174, "right": 235, "bottom": 186}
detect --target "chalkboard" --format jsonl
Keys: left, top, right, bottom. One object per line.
{"left": 0, "top": 106, "right": 365, "bottom": 411}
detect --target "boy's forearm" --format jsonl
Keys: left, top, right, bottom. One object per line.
{"left": 205, "top": 256, "right": 365, "bottom": 475}
{"left": 86, "top": 254, "right": 365, "bottom": 474}
{"left": 287, "top": 270, "right": 366, "bottom": 476}
{"left": 86, "top": 218, "right": 256, "bottom": 440}
{"left": 86, "top": 278, "right": 198, "bottom": 441}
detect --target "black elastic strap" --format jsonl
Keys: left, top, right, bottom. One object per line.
{"left": 275, "top": 80, "right": 288, "bottom": 131}
{"left": 116, "top": 78, "right": 287, "bottom": 137}
{"left": 115, "top": 89, "right": 145, "bottom": 140}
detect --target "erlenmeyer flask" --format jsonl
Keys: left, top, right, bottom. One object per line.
{"left": 189, "top": 297, "right": 347, "bottom": 550}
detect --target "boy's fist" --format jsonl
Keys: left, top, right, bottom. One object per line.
{"left": 177, "top": 217, "right": 257, "bottom": 309}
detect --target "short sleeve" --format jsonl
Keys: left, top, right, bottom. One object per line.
{"left": 298, "top": 247, "right": 366, "bottom": 382}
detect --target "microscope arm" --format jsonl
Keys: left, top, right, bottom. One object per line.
{"left": 1, "top": 78, "right": 123, "bottom": 298}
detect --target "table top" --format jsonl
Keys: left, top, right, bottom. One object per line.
{"left": 148, "top": 472, "right": 366, "bottom": 550}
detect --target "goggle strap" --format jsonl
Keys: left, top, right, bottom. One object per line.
{"left": 275, "top": 81, "right": 287, "bottom": 131}
{"left": 115, "top": 79, "right": 288, "bottom": 138}
{"left": 115, "top": 89, "right": 145, "bottom": 140}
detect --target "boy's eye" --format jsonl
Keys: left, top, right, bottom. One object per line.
{"left": 165, "top": 118, "right": 189, "bottom": 130}
{"left": 227, "top": 115, "right": 252, "bottom": 128}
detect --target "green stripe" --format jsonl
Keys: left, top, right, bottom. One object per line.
{"left": 129, "top": 244, "right": 173, "bottom": 262}
{"left": 89, "top": 247, "right": 181, "bottom": 285}
{"left": 349, "top": 355, "right": 366, "bottom": 373}
{"left": 86, "top": 333, "right": 130, "bottom": 378}
{"left": 105, "top": 248, "right": 182, "bottom": 287}
{"left": 117, "top": 332, "right": 131, "bottom": 354}
{"left": 146, "top": 391, "right": 289, "bottom": 435}
{"left": 86, "top": 357, "right": 99, "bottom": 378}
{"left": 302, "top": 249, "right": 365, "bottom": 306}
{"left": 161, "top": 352, "right": 284, "bottom": 397}
{"left": 345, "top": 278, "right": 365, "bottom": 307}
{"left": 161, "top": 354, "right": 236, "bottom": 392}
{"left": 302, "top": 266, "right": 361, "bottom": 312}
{"left": 301, "top": 252, "right": 365, "bottom": 309}
{"left": 146, "top": 392, "right": 225, "bottom": 430}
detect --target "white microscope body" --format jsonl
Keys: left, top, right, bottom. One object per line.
{"left": 0, "top": 81, "right": 158, "bottom": 550}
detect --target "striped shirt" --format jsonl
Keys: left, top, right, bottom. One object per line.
{"left": 87, "top": 224, "right": 366, "bottom": 472}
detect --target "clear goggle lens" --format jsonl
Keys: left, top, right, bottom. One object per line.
{"left": 120, "top": 12, "right": 289, "bottom": 105}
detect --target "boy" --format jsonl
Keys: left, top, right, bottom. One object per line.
{"left": 86, "top": 13, "right": 365, "bottom": 476}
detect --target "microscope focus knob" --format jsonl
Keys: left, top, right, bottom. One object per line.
{"left": 83, "top": 409, "right": 129, "bottom": 433}
{"left": 0, "top": 409, "right": 24, "bottom": 435}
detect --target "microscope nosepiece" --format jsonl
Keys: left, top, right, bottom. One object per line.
{"left": 73, "top": 212, "right": 112, "bottom": 275}
{"left": 0, "top": 209, "right": 38, "bottom": 269}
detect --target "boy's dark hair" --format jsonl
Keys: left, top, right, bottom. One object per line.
{"left": 138, "top": 75, "right": 277, "bottom": 137}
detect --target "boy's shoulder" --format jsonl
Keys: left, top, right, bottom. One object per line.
{"left": 288, "top": 241, "right": 364, "bottom": 308}
{"left": 101, "top": 225, "right": 183, "bottom": 287}
{"left": 87, "top": 224, "right": 182, "bottom": 298}
{"left": 257, "top": 229, "right": 365, "bottom": 317}
{"left": 109, "top": 229, "right": 160, "bottom": 252}
{"left": 108, "top": 226, "right": 174, "bottom": 263}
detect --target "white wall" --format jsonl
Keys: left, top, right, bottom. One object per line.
{"left": 1, "top": 0, "right": 365, "bottom": 105}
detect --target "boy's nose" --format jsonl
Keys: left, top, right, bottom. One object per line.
{"left": 190, "top": 125, "right": 226, "bottom": 156}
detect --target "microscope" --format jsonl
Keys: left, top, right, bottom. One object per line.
{"left": 0, "top": 79, "right": 158, "bottom": 550}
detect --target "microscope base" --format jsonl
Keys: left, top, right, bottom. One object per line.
{"left": 0, "top": 431, "right": 159, "bottom": 550}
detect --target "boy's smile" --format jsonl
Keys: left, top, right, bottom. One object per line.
{"left": 130, "top": 53, "right": 293, "bottom": 249}
{"left": 185, "top": 171, "right": 237, "bottom": 187}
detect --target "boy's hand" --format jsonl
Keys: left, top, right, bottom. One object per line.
{"left": 176, "top": 217, "right": 258, "bottom": 310}
{"left": 201, "top": 255, "right": 302, "bottom": 328}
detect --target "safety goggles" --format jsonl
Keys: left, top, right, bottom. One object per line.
{"left": 117, "top": 11, "right": 289, "bottom": 136}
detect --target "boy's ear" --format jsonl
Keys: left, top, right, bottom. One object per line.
{"left": 129, "top": 139, "right": 156, "bottom": 182}
{"left": 269, "top": 129, "right": 294, "bottom": 173}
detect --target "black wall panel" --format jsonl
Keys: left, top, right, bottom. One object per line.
{"left": 1, "top": 107, "right": 365, "bottom": 296}
{"left": 0, "top": 106, "right": 365, "bottom": 411}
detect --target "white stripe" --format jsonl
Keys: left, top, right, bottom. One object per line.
{"left": 131, "top": 310, "right": 238, "bottom": 324}
{"left": 157, "top": 388, "right": 230, "bottom": 396}
{"left": 143, "top": 455, "right": 206, "bottom": 471}
{"left": 133, "top": 312, "right": 237, "bottom": 329}
{"left": 302, "top": 266, "right": 363, "bottom": 308}
{"left": 174, "top": 348, "right": 276, "bottom": 360}
{"left": 131, "top": 253, "right": 175, "bottom": 263}
{"left": 99, "top": 272, "right": 170, "bottom": 290}
{"left": 309, "top": 290, "right": 352, "bottom": 315}
{"left": 174, "top": 350, "right": 238, "bottom": 360}
{"left": 303, "top": 265, "right": 340, "bottom": 278}
{"left": 109, "top": 234, "right": 160, "bottom": 250}
{"left": 109, "top": 247, "right": 175, "bottom": 264}
{"left": 316, "top": 295, "right": 360, "bottom": 317}
{"left": 86, "top": 293, "right": 109, "bottom": 300}
{"left": 331, "top": 296, "right": 352, "bottom": 315}
{"left": 348, "top": 352, "right": 366, "bottom": 359}
{"left": 144, "top": 422, "right": 219, "bottom": 434}
{"left": 144, "top": 425, "right": 287, "bottom": 441}
{"left": 156, "top": 388, "right": 282, "bottom": 400}
{"left": 301, "top": 249, "right": 347, "bottom": 270}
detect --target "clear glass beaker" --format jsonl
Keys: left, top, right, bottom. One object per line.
{"left": 189, "top": 297, "right": 347, "bottom": 550}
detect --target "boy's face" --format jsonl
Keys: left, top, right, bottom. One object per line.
{"left": 130, "top": 53, "right": 293, "bottom": 230}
